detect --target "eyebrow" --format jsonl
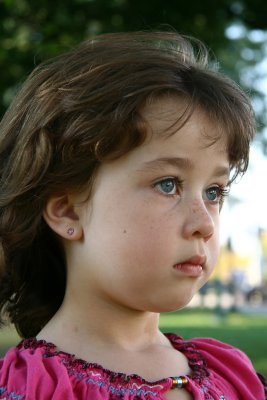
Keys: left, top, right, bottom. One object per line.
{"left": 139, "top": 157, "right": 230, "bottom": 178}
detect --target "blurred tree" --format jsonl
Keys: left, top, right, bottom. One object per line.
{"left": 0, "top": 0, "right": 267, "bottom": 142}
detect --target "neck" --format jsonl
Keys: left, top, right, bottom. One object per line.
{"left": 38, "top": 289, "right": 165, "bottom": 353}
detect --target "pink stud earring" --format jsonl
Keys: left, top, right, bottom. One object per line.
{"left": 67, "top": 227, "right": 74, "bottom": 236}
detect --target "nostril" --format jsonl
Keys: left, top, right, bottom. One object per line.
{"left": 203, "top": 232, "right": 213, "bottom": 242}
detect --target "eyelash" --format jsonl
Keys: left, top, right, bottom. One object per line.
{"left": 153, "top": 177, "right": 230, "bottom": 205}
{"left": 205, "top": 185, "right": 230, "bottom": 206}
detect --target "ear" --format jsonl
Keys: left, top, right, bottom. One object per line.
{"left": 43, "top": 195, "right": 83, "bottom": 240}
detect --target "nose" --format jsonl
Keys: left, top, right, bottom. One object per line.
{"left": 182, "top": 198, "right": 215, "bottom": 241}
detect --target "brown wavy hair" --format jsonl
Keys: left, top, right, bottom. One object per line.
{"left": 0, "top": 31, "right": 255, "bottom": 338}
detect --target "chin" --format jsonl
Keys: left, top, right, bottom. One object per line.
{"left": 162, "top": 303, "right": 190, "bottom": 313}
{"left": 149, "top": 297, "right": 194, "bottom": 314}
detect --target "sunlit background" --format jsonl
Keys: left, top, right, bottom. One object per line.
{"left": 214, "top": 25, "right": 267, "bottom": 303}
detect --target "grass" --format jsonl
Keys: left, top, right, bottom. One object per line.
{"left": 0, "top": 325, "right": 20, "bottom": 355}
{"left": 0, "top": 309, "right": 266, "bottom": 377}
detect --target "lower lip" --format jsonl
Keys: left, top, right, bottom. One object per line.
{"left": 173, "top": 263, "right": 203, "bottom": 277}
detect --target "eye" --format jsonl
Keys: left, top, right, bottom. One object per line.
{"left": 153, "top": 177, "right": 182, "bottom": 196}
{"left": 204, "top": 185, "right": 229, "bottom": 204}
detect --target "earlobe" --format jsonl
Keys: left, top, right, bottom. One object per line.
{"left": 43, "top": 195, "right": 83, "bottom": 240}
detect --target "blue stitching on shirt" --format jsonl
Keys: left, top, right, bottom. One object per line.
{"left": 65, "top": 364, "right": 159, "bottom": 396}
{"left": 85, "top": 377, "right": 158, "bottom": 396}
{"left": 0, "top": 386, "right": 24, "bottom": 399}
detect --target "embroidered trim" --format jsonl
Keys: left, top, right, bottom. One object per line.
{"left": 164, "top": 333, "right": 210, "bottom": 384}
{"left": 21, "top": 337, "right": 171, "bottom": 386}
{"left": 60, "top": 359, "right": 164, "bottom": 396}
{"left": 0, "top": 386, "right": 25, "bottom": 399}
{"left": 21, "top": 334, "right": 209, "bottom": 385}
{"left": 21, "top": 338, "right": 169, "bottom": 397}
{"left": 257, "top": 373, "right": 267, "bottom": 400}
{"left": 20, "top": 334, "right": 213, "bottom": 397}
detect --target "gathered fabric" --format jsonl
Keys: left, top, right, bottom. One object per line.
{"left": 0, "top": 333, "right": 266, "bottom": 399}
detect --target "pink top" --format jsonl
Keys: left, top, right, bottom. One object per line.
{"left": 0, "top": 333, "right": 266, "bottom": 399}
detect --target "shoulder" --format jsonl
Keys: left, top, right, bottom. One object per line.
{"left": 0, "top": 339, "right": 72, "bottom": 399}
{"left": 189, "top": 336, "right": 267, "bottom": 399}
{"left": 189, "top": 336, "right": 252, "bottom": 363}
{"left": 0, "top": 338, "right": 137, "bottom": 400}
{"left": 0, "top": 342, "right": 27, "bottom": 399}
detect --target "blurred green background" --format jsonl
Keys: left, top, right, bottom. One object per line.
{"left": 1, "top": 0, "right": 267, "bottom": 146}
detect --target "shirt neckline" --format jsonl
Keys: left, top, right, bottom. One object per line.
{"left": 20, "top": 332, "right": 209, "bottom": 386}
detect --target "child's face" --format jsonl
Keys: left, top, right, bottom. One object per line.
{"left": 73, "top": 98, "right": 230, "bottom": 313}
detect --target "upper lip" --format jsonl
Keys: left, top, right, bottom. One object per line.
{"left": 179, "top": 255, "right": 206, "bottom": 266}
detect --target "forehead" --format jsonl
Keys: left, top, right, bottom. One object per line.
{"left": 91, "top": 97, "right": 230, "bottom": 195}
{"left": 141, "top": 96, "right": 228, "bottom": 150}
{"left": 121, "top": 97, "right": 229, "bottom": 174}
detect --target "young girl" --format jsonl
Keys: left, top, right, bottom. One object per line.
{"left": 0, "top": 31, "right": 265, "bottom": 400}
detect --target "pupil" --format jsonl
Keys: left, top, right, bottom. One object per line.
{"left": 162, "top": 180, "right": 174, "bottom": 193}
{"left": 207, "top": 188, "right": 217, "bottom": 200}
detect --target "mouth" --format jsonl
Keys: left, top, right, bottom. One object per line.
{"left": 173, "top": 255, "right": 206, "bottom": 277}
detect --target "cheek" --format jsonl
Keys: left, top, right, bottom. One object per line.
{"left": 100, "top": 194, "right": 169, "bottom": 238}
{"left": 96, "top": 202, "right": 173, "bottom": 270}
{"left": 118, "top": 215, "right": 170, "bottom": 260}
{"left": 209, "top": 224, "right": 221, "bottom": 264}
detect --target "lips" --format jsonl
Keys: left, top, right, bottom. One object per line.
{"left": 173, "top": 255, "right": 206, "bottom": 277}
{"left": 182, "top": 255, "right": 206, "bottom": 266}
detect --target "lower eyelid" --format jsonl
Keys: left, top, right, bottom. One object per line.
{"left": 153, "top": 177, "right": 182, "bottom": 196}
